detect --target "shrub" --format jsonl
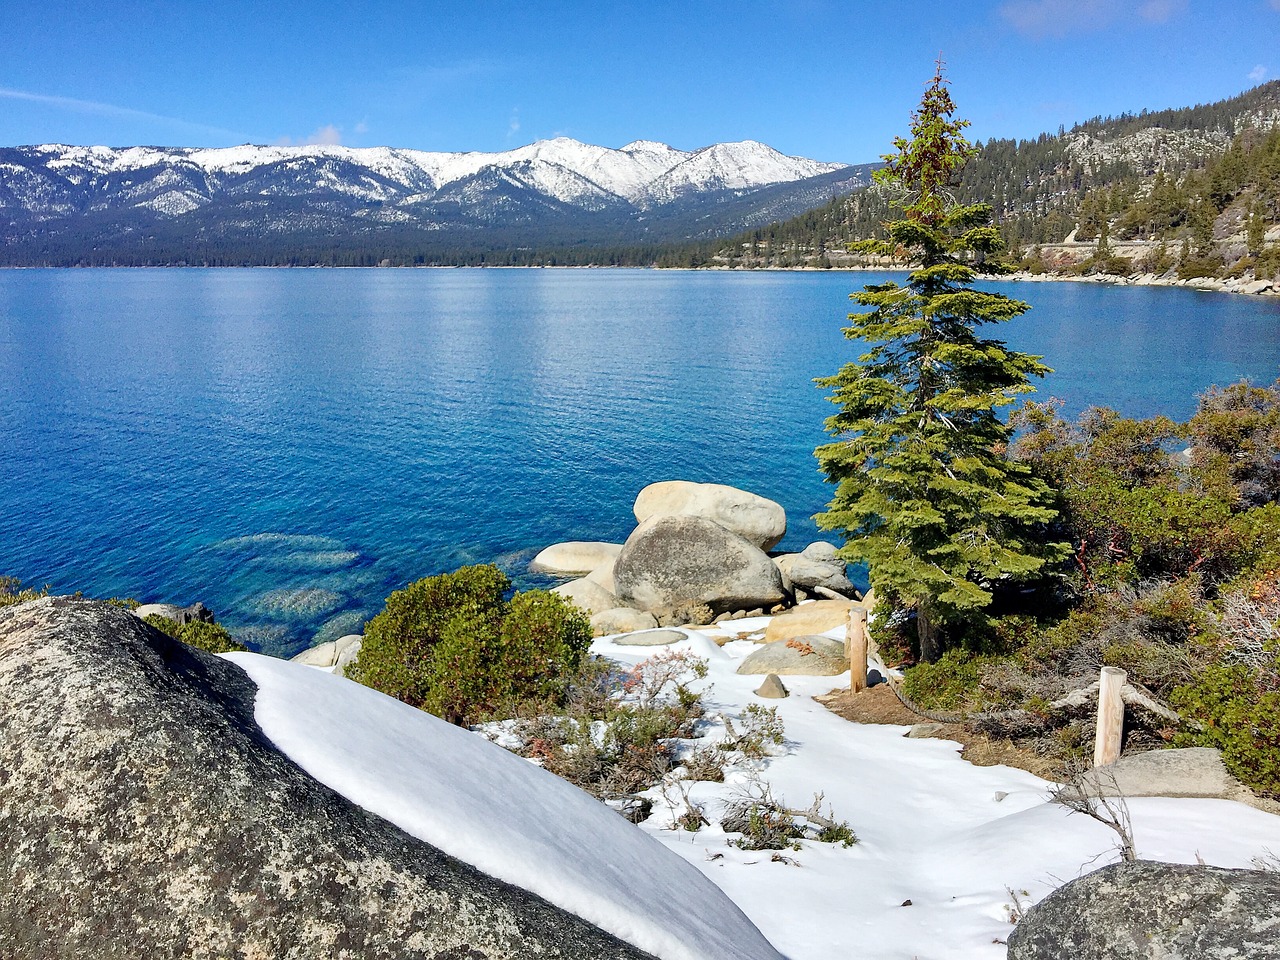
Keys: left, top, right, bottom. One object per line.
{"left": 901, "top": 648, "right": 993, "bottom": 712}
{"left": 143, "top": 615, "right": 247, "bottom": 654}
{"left": 0, "top": 576, "right": 48, "bottom": 609}
{"left": 349, "top": 564, "right": 592, "bottom": 723}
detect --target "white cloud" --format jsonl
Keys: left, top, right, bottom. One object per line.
{"left": 274, "top": 124, "right": 343, "bottom": 147}
{"left": 1000, "top": 0, "right": 1118, "bottom": 38}
{"left": 0, "top": 85, "right": 242, "bottom": 141}
{"left": 353, "top": 120, "right": 369, "bottom": 135}
{"left": 507, "top": 108, "right": 521, "bottom": 141}
{"left": 1138, "top": 0, "right": 1186, "bottom": 22}
{"left": 1250, "top": 64, "right": 1269, "bottom": 82}
{"left": 1000, "top": 0, "right": 1186, "bottom": 38}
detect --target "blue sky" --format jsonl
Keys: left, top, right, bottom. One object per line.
{"left": 2, "top": 0, "right": 1278, "bottom": 163}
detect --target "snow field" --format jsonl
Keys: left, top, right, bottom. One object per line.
{"left": 231, "top": 609, "right": 1280, "bottom": 960}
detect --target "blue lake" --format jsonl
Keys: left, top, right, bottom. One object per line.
{"left": 2, "top": 268, "right": 1278, "bottom": 655}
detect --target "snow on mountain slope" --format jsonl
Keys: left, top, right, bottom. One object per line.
{"left": 648, "top": 140, "right": 847, "bottom": 203}
{"left": 10, "top": 137, "right": 848, "bottom": 212}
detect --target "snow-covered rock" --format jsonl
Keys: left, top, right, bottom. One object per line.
{"left": 231, "top": 650, "right": 784, "bottom": 960}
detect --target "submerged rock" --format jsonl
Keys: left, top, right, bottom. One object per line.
{"left": 0, "top": 598, "right": 699, "bottom": 960}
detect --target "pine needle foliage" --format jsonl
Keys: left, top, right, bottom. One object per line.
{"left": 815, "top": 63, "right": 1068, "bottom": 660}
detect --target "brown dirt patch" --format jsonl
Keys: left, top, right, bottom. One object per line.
{"left": 815, "top": 685, "right": 1063, "bottom": 780}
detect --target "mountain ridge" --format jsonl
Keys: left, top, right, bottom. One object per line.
{"left": 0, "top": 136, "right": 867, "bottom": 265}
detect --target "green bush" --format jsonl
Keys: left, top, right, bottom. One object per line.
{"left": 0, "top": 576, "right": 48, "bottom": 608}
{"left": 900, "top": 648, "right": 997, "bottom": 712}
{"left": 1174, "top": 659, "right": 1280, "bottom": 796}
{"left": 143, "top": 615, "right": 247, "bottom": 654}
{"left": 348, "top": 564, "right": 591, "bottom": 723}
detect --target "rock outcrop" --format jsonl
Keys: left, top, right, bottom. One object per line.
{"left": 763, "top": 600, "right": 853, "bottom": 643}
{"left": 529, "top": 542, "right": 623, "bottom": 577}
{"left": 773, "top": 543, "right": 859, "bottom": 599}
{"left": 291, "top": 633, "right": 363, "bottom": 677}
{"left": 0, "top": 597, "right": 662, "bottom": 960}
{"left": 1007, "top": 860, "right": 1280, "bottom": 959}
{"left": 1064, "top": 747, "right": 1256, "bottom": 803}
{"left": 633, "top": 481, "right": 787, "bottom": 551}
{"left": 613, "top": 515, "right": 787, "bottom": 616}
{"left": 589, "top": 607, "right": 659, "bottom": 636}
{"left": 552, "top": 578, "right": 619, "bottom": 617}
{"left": 736, "top": 635, "right": 849, "bottom": 676}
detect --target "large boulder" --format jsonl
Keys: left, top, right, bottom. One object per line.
{"left": 736, "top": 636, "right": 849, "bottom": 676}
{"left": 763, "top": 600, "right": 853, "bottom": 643}
{"left": 590, "top": 607, "right": 659, "bottom": 637}
{"left": 613, "top": 515, "right": 788, "bottom": 617}
{"left": 552, "top": 578, "right": 618, "bottom": 617}
{"left": 1007, "top": 860, "right": 1280, "bottom": 959}
{"left": 633, "top": 481, "right": 787, "bottom": 550}
{"left": 0, "top": 597, "right": 781, "bottom": 960}
{"left": 1064, "top": 747, "right": 1252, "bottom": 802}
{"left": 773, "top": 554, "right": 859, "bottom": 599}
{"left": 290, "top": 633, "right": 363, "bottom": 674}
{"left": 529, "top": 542, "right": 623, "bottom": 577}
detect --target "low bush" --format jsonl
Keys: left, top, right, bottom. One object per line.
{"left": 348, "top": 564, "right": 592, "bottom": 723}
{"left": 0, "top": 576, "right": 48, "bottom": 608}
{"left": 143, "top": 615, "right": 247, "bottom": 654}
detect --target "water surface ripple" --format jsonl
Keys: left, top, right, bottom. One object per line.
{"left": 2, "top": 269, "right": 1277, "bottom": 654}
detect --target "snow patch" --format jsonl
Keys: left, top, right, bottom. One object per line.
{"left": 227, "top": 652, "right": 783, "bottom": 960}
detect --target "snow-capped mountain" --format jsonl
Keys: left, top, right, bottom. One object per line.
{"left": 0, "top": 137, "right": 872, "bottom": 264}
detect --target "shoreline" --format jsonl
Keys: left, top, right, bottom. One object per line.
{"left": 2, "top": 262, "right": 1277, "bottom": 298}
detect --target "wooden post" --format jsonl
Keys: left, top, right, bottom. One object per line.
{"left": 1094, "top": 666, "right": 1126, "bottom": 768}
{"left": 847, "top": 606, "right": 868, "bottom": 694}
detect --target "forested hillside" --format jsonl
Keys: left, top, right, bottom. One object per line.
{"left": 701, "top": 81, "right": 1280, "bottom": 281}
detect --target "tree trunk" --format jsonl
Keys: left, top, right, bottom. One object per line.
{"left": 917, "top": 605, "right": 943, "bottom": 663}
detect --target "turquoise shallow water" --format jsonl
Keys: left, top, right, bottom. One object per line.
{"left": 2, "top": 268, "right": 1278, "bottom": 655}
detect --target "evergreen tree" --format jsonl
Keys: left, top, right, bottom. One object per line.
{"left": 814, "top": 63, "right": 1067, "bottom": 662}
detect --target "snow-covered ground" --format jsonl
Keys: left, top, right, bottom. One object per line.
{"left": 231, "top": 614, "right": 1280, "bottom": 960}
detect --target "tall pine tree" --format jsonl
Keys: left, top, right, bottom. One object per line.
{"left": 815, "top": 62, "right": 1066, "bottom": 662}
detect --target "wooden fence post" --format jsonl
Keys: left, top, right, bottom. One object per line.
{"left": 847, "top": 606, "right": 868, "bottom": 694}
{"left": 1094, "top": 666, "right": 1126, "bottom": 768}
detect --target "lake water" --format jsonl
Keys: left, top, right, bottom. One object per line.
{"left": 2, "top": 268, "right": 1278, "bottom": 655}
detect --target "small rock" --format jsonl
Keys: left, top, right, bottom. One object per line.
{"left": 754, "top": 674, "right": 789, "bottom": 699}
{"left": 905, "top": 723, "right": 946, "bottom": 739}
{"left": 994, "top": 791, "right": 1009, "bottom": 802}
{"left": 866, "top": 668, "right": 884, "bottom": 687}
{"left": 611, "top": 628, "right": 687, "bottom": 647}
